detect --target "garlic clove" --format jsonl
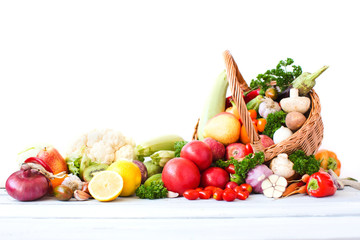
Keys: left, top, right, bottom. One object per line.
{"left": 261, "top": 174, "right": 288, "bottom": 199}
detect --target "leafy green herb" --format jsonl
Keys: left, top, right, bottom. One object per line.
{"left": 250, "top": 58, "right": 302, "bottom": 94}
{"left": 214, "top": 152, "right": 265, "bottom": 184}
{"left": 174, "top": 141, "right": 188, "bottom": 157}
{"left": 289, "top": 150, "right": 320, "bottom": 175}
{"left": 263, "top": 111, "right": 287, "bottom": 139}
{"left": 135, "top": 181, "right": 168, "bottom": 199}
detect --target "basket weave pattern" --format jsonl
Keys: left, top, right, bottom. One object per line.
{"left": 194, "top": 50, "right": 324, "bottom": 161}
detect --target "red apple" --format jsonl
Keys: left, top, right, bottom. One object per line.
{"left": 260, "top": 135, "right": 274, "bottom": 148}
{"left": 162, "top": 157, "right": 201, "bottom": 195}
{"left": 200, "top": 167, "right": 229, "bottom": 189}
{"left": 180, "top": 140, "right": 212, "bottom": 171}
{"left": 226, "top": 143, "right": 247, "bottom": 160}
{"left": 37, "top": 147, "right": 68, "bottom": 174}
{"left": 203, "top": 137, "right": 225, "bottom": 161}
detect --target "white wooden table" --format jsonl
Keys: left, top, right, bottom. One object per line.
{"left": 1, "top": 187, "right": 359, "bottom": 240}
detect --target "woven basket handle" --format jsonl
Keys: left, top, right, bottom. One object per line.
{"left": 223, "top": 50, "right": 264, "bottom": 153}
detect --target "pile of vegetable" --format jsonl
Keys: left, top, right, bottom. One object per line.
{"left": 5, "top": 58, "right": 360, "bottom": 204}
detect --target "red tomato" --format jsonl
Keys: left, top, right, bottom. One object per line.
{"left": 236, "top": 190, "right": 249, "bottom": 200}
{"left": 225, "top": 164, "right": 236, "bottom": 174}
{"left": 198, "top": 190, "right": 212, "bottom": 199}
{"left": 162, "top": 158, "right": 201, "bottom": 195}
{"left": 195, "top": 187, "right": 203, "bottom": 192}
{"left": 183, "top": 189, "right": 199, "bottom": 200}
{"left": 240, "top": 183, "right": 252, "bottom": 194}
{"left": 222, "top": 188, "right": 237, "bottom": 202}
{"left": 225, "top": 181, "right": 238, "bottom": 190}
{"left": 252, "top": 119, "right": 258, "bottom": 126}
{"left": 213, "top": 189, "right": 224, "bottom": 201}
{"left": 248, "top": 109, "right": 257, "bottom": 120}
{"left": 201, "top": 167, "right": 230, "bottom": 189}
{"left": 204, "top": 186, "right": 217, "bottom": 194}
{"left": 233, "top": 186, "right": 243, "bottom": 193}
{"left": 180, "top": 140, "right": 213, "bottom": 171}
{"left": 245, "top": 144, "right": 253, "bottom": 155}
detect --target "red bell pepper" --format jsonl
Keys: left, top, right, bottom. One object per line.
{"left": 24, "top": 157, "right": 53, "bottom": 173}
{"left": 244, "top": 88, "right": 260, "bottom": 104}
{"left": 306, "top": 171, "right": 337, "bottom": 198}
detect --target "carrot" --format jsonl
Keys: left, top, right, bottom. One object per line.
{"left": 282, "top": 182, "right": 306, "bottom": 198}
{"left": 282, "top": 182, "right": 303, "bottom": 196}
{"left": 301, "top": 174, "right": 310, "bottom": 183}
{"left": 284, "top": 185, "right": 307, "bottom": 197}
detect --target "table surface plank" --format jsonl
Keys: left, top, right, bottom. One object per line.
{"left": 1, "top": 187, "right": 360, "bottom": 240}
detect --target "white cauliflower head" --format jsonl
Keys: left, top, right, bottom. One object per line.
{"left": 68, "top": 129, "right": 136, "bottom": 165}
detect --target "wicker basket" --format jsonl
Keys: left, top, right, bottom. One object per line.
{"left": 193, "top": 50, "right": 324, "bottom": 161}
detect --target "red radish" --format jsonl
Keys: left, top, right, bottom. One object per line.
{"left": 6, "top": 169, "right": 49, "bottom": 201}
{"left": 201, "top": 167, "right": 229, "bottom": 189}
{"left": 180, "top": 140, "right": 213, "bottom": 171}
{"left": 162, "top": 158, "right": 200, "bottom": 195}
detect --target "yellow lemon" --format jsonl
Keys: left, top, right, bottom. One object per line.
{"left": 88, "top": 171, "right": 123, "bottom": 202}
{"left": 107, "top": 160, "right": 142, "bottom": 197}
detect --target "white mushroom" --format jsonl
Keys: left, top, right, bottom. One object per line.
{"left": 280, "top": 88, "right": 310, "bottom": 114}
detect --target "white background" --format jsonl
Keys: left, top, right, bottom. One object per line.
{"left": 1, "top": 0, "right": 359, "bottom": 187}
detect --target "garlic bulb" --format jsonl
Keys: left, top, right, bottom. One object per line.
{"left": 258, "top": 97, "right": 281, "bottom": 119}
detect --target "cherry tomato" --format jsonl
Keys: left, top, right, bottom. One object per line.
{"left": 239, "top": 183, "right": 252, "bottom": 194}
{"left": 245, "top": 143, "right": 253, "bottom": 155}
{"left": 240, "top": 124, "right": 258, "bottom": 144}
{"left": 195, "top": 187, "right": 203, "bottom": 192}
{"left": 225, "top": 181, "right": 238, "bottom": 190}
{"left": 265, "top": 87, "right": 278, "bottom": 100}
{"left": 198, "top": 190, "right": 212, "bottom": 199}
{"left": 225, "top": 164, "right": 236, "bottom": 174}
{"left": 204, "top": 186, "right": 217, "bottom": 194}
{"left": 183, "top": 189, "right": 199, "bottom": 200}
{"left": 252, "top": 118, "right": 258, "bottom": 126}
{"left": 213, "top": 189, "right": 224, "bottom": 201}
{"left": 222, "top": 188, "right": 237, "bottom": 202}
{"left": 248, "top": 109, "right": 257, "bottom": 120}
{"left": 236, "top": 190, "right": 249, "bottom": 200}
{"left": 257, "top": 118, "right": 267, "bottom": 133}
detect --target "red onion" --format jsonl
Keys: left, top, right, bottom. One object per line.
{"left": 246, "top": 165, "right": 273, "bottom": 193}
{"left": 6, "top": 169, "right": 49, "bottom": 201}
{"left": 133, "top": 160, "right": 148, "bottom": 184}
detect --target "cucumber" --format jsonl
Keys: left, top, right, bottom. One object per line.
{"left": 197, "top": 70, "right": 228, "bottom": 140}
